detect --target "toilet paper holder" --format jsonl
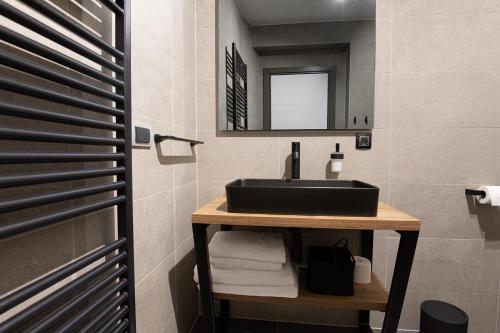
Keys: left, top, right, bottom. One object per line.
{"left": 465, "top": 189, "right": 486, "bottom": 198}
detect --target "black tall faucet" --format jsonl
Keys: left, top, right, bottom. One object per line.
{"left": 290, "top": 142, "right": 302, "bottom": 263}
{"left": 291, "top": 142, "right": 300, "bottom": 179}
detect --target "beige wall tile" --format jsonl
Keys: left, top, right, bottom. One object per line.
{"left": 134, "top": 190, "right": 174, "bottom": 282}
{"left": 174, "top": 183, "right": 198, "bottom": 248}
{"left": 197, "top": 181, "right": 227, "bottom": 208}
{"left": 136, "top": 254, "right": 176, "bottom": 333}
{"left": 174, "top": 161, "right": 197, "bottom": 188}
{"left": 175, "top": 236, "right": 194, "bottom": 264}
{"left": 397, "top": 290, "right": 498, "bottom": 332}
{"left": 132, "top": 138, "right": 174, "bottom": 200}
{"left": 392, "top": 71, "right": 500, "bottom": 128}
{"left": 132, "top": 0, "right": 199, "bottom": 330}
{"left": 391, "top": 128, "right": 500, "bottom": 185}
{"left": 375, "top": 18, "right": 392, "bottom": 75}
{"left": 196, "top": 28, "right": 217, "bottom": 80}
{"left": 0, "top": 223, "right": 75, "bottom": 294}
{"left": 164, "top": 317, "right": 179, "bottom": 333}
{"left": 393, "top": 14, "right": 500, "bottom": 72}
{"left": 394, "top": 0, "right": 500, "bottom": 17}
{"left": 389, "top": 183, "right": 499, "bottom": 239}
{"left": 373, "top": 236, "right": 387, "bottom": 285}
{"left": 376, "top": 0, "right": 392, "bottom": 18}
{"left": 131, "top": 35, "right": 173, "bottom": 123}
{"left": 374, "top": 73, "right": 391, "bottom": 129}
{"left": 389, "top": 239, "right": 499, "bottom": 294}
{"left": 197, "top": 131, "right": 280, "bottom": 182}
{"left": 196, "top": 0, "right": 216, "bottom": 29}
{"left": 173, "top": 69, "right": 197, "bottom": 130}
{"left": 497, "top": 287, "right": 500, "bottom": 333}
{"left": 74, "top": 208, "right": 115, "bottom": 256}
{"left": 172, "top": 0, "right": 196, "bottom": 76}
{"left": 132, "top": 0, "right": 173, "bottom": 56}
{"left": 172, "top": 250, "right": 199, "bottom": 333}
{"left": 197, "top": 80, "right": 217, "bottom": 131}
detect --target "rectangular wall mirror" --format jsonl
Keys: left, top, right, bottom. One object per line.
{"left": 217, "top": 0, "right": 376, "bottom": 131}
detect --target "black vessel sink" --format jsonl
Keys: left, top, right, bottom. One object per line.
{"left": 225, "top": 179, "right": 379, "bottom": 216}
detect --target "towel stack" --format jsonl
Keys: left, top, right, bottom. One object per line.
{"left": 194, "top": 231, "right": 298, "bottom": 298}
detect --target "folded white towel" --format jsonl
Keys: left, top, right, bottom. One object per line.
{"left": 194, "top": 252, "right": 295, "bottom": 287}
{"left": 207, "top": 282, "right": 298, "bottom": 298}
{"left": 209, "top": 231, "right": 286, "bottom": 264}
{"left": 210, "top": 257, "right": 283, "bottom": 271}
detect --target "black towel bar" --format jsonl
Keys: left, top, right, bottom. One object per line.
{"left": 465, "top": 189, "right": 486, "bottom": 198}
{"left": 154, "top": 134, "right": 204, "bottom": 146}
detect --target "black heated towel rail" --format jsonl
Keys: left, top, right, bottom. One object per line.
{"left": 0, "top": 0, "right": 135, "bottom": 332}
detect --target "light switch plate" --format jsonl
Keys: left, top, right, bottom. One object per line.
{"left": 356, "top": 132, "right": 372, "bottom": 149}
{"left": 132, "top": 122, "right": 152, "bottom": 147}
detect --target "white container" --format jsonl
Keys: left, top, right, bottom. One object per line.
{"left": 330, "top": 143, "right": 344, "bottom": 173}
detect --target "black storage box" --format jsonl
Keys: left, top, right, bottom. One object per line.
{"left": 307, "top": 239, "right": 355, "bottom": 296}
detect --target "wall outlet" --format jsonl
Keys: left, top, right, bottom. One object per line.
{"left": 132, "top": 122, "right": 152, "bottom": 148}
{"left": 356, "top": 132, "right": 372, "bottom": 149}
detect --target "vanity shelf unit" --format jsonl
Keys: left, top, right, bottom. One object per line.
{"left": 191, "top": 196, "right": 420, "bottom": 333}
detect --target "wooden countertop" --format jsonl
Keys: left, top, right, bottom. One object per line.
{"left": 192, "top": 196, "right": 420, "bottom": 231}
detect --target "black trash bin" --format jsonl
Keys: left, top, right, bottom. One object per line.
{"left": 420, "top": 300, "right": 468, "bottom": 333}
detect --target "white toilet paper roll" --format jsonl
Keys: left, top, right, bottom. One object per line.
{"left": 477, "top": 186, "right": 500, "bottom": 206}
{"left": 353, "top": 256, "right": 371, "bottom": 284}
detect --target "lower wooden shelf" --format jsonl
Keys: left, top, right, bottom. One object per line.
{"left": 214, "top": 271, "right": 388, "bottom": 312}
{"left": 191, "top": 317, "right": 373, "bottom": 333}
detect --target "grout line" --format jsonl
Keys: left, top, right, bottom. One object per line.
{"left": 133, "top": 187, "right": 174, "bottom": 203}
{"left": 195, "top": 0, "right": 200, "bottom": 211}
{"left": 392, "top": 12, "right": 500, "bottom": 18}
{"left": 391, "top": 126, "right": 500, "bottom": 130}
{"left": 133, "top": 180, "right": 197, "bottom": 205}
{"left": 384, "top": 0, "right": 394, "bottom": 296}
{"left": 392, "top": 69, "right": 500, "bottom": 74}
{"left": 174, "top": 180, "right": 198, "bottom": 190}
{"left": 135, "top": 251, "right": 174, "bottom": 287}
{"left": 175, "top": 234, "right": 194, "bottom": 262}
{"left": 130, "top": 113, "right": 172, "bottom": 128}
{"left": 278, "top": 132, "right": 281, "bottom": 178}
{"left": 388, "top": 182, "right": 500, "bottom": 186}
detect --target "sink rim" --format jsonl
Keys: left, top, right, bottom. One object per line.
{"left": 226, "top": 178, "right": 379, "bottom": 190}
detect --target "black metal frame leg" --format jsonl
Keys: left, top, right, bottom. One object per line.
{"left": 219, "top": 225, "right": 231, "bottom": 330}
{"left": 193, "top": 223, "right": 217, "bottom": 333}
{"left": 381, "top": 231, "right": 419, "bottom": 333}
{"left": 359, "top": 230, "right": 374, "bottom": 332}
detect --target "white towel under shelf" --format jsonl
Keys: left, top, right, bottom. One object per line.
{"left": 210, "top": 257, "right": 283, "bottom": 271}
{"left": 209, "top": 231, "right": 286, "bottom": 264}
{"left": 194, "top": 252, "right": 295, "bottom": 287}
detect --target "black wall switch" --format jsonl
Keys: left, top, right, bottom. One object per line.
{"left": 132, "top": 123, "right": 152, "bottom": 147}
{"left": 135, "top": 126, "right": 150, "bottom": 144}
{"left": 356, "top": 132, "right": 372, "bottom": 149}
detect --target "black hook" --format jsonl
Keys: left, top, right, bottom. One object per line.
{"left": 465, "top": 189, "right": 486, "bottom": 198}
